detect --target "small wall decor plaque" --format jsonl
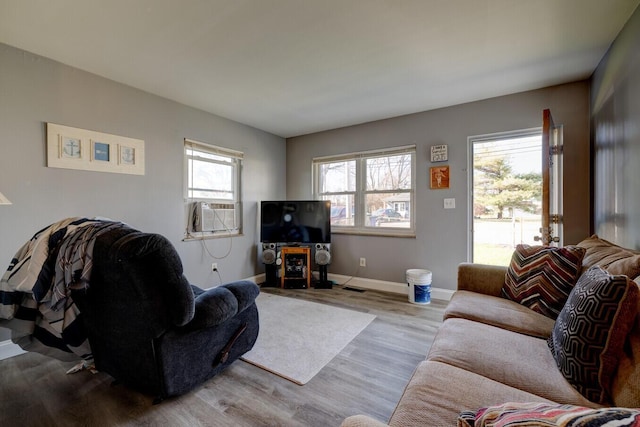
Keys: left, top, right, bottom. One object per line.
{"left": 430, "top": 165, "right": 450, "bottom": 189}
{"left": 47, "top": 123, "right": 144, "bottom": 175}
{"left": 61, "top": 136, "right": 82, "bottom": 159}
{"left": 430, "top": 144, "right": 448, "bottom": 162}
{"left": 92, "top": 141, "right": 111, "bottom": 162}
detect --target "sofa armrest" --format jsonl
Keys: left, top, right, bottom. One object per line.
{"left": 457, "top": 262, "right": 507, "bottom": 297}
{"left": 340, "top": 415, "right": 389, "bottom": 427}
{"left": 185, "top": 281, "right": 260, "bottom": 331}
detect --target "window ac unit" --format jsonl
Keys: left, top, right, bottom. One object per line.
{"left": 190, "top": 202, "right": 237, "bottom": 232}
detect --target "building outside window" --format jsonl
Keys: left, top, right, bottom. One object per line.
{"left": 313, "top": 145, "right": 415, "bottom": 236}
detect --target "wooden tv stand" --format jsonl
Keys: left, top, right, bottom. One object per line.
{"left": 280, "top": 246, "right": 311, "bottom": 289}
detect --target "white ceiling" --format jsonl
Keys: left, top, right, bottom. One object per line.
{"left": 1, "top": 1, "right": 638, "bottom": 138}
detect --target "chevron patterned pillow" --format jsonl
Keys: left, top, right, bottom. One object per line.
{"left": 502, "top": 244, "right": 586, "bottom": 319}
{"left": 547, "top": 266, "right": 639, "bottom": 404}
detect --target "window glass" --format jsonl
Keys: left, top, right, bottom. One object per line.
{"left": 314, "top": 146, "right": 415, "bottom": 235}
{"left": 319, "top": 160, "right": 356, "bottom": 193}
{"left": 188, "top": 158, "right": 233, "bottom": 200}
{"left": 366, "top": 154, "right": 412, "bottom": 191}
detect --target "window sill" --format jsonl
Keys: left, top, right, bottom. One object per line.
{"left": 331, "top": 228, "right": 416, "bottom": 238}
{"left": 183, "top": 231, "right": 242, "bottom": 241}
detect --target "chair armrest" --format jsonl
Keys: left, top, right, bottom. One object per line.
{"left": 220, "top": 280, "right": 260, "bottom": 314}
{"left": 457, "top": 262, "right": 507, "bottom": 297}
{"left": 185, "top": 281, "right": 259, "bottom": 331}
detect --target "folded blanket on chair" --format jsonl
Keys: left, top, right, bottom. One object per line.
{"left": 0, "top": 217, "right": 127, "bottom": 361}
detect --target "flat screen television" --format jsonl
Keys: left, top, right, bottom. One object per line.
{"left": 260, "top": 200, "right": 331, "bottom": 244}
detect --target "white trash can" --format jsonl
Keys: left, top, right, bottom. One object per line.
{"left": 406, "top": 269, "right": 432, "bottom": 305}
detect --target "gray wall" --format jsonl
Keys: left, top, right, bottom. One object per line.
{"left": 591, "top": 4, "right": 640, "bottom": 250}
{"left": 287, "top": 82, "right": 591, "bottom": 290}
{"left": 0, "top": 43, "right": 286, "bottom": 340}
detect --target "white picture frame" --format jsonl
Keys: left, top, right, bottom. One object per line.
{"left": 47, "top": 123, "right": 145, "bottom": 175}
{"left": 60, "top": 136, "right": 82, "bottom": 159}
{"left": 119, "top": 145, "right": 136, "bottom": 166}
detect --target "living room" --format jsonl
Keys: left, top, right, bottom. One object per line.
{"left": 1, "top": 1, "right": 640, "bottom": 425}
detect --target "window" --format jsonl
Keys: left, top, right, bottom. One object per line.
{"left": 184, "top": 139, "right": 242, "bottom": 238}
{"left": 314, "top": 145, "right": 415, "bottom": 236}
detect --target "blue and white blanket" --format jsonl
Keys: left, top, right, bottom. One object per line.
{"left": 0, "top": 217, "right": 125, "bottom": 361}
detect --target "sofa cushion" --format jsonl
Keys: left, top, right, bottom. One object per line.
{"left": 389, "top": 361, "right": 554, "bottom": 427}
{"left": 577, "top": 234, "right": 640, "bottom": 279}
{"left": 340, "top": 415, "right": 389, "bottom": 427}
{"left": 457, "top": 402, "right": 640, "bottom": 427}
{"left": 502, "top": 244, "right": 585, "bottom": 319}
{"left": 427, "top": 318, "right": 598, "bottom": 407}
{"left": 444, "top": 290, "right": 555, "bottom": 338}
{"left": 611, "top": 316, "right": 640, "bottom": 408}
{"left": 611, "top": 325, "right": 640, "bottom": 407}
{"left": 547, "top": 266, "right": 639, "bottom": 404}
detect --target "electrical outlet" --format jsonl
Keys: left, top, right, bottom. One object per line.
{"left": 359, "top": 257, "right": 366, "bottom": 267}
{"left": 211, "top": 263, "right": 218, "bottom": 272}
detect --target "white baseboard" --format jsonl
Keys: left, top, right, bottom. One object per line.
{"left": 0, "top": 339, "right": 25, "bottom": 361}
{"left": 251, "top": 272, "right": 455, "bottom": 301}
{"left": 327, "top": 273, "right": 455, "bottom": 301}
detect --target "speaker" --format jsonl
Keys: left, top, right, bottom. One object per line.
{"left": 262, "top": 243, "right": 277, "bottom": 265}
{"left": 315, "top": 243, "right": 331, "bottom": 266}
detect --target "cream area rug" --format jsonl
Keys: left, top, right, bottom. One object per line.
{"left": 241, "top": 292, "right": 376, "bottom": 385}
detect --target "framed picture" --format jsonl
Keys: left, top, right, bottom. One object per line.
{"left": 119, "top": 145, "right": 135, "bottom": 165}
{"left": 430, "top": 144, "right": 448, "bottom": 162}
{"left": 92, "top": 141, "right": 111, "bottom": 162}
{"left": 47, "top": 123, "right": 145, "bottom": 175}
{"left": 60, "top": 136, "right": 82, "bottom": 159}
{"left": 430, "top": 166, "right": 450, "bottom": 189}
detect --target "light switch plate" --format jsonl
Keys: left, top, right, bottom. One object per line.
{"left": 444, "top": 198, "right": 455, "bottom": 209}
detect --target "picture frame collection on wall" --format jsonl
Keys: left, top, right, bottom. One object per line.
{"left": 47, "top": 123, "right": 145, "bottom": 175}
{"left": 429, "top": 144, "right": 449, "bottom": 189}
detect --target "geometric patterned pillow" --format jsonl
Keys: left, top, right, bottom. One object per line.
{"left": 547, "top": 266, "right": 640, "bottom": 404}
{"left": 457, "top": 402, "right": 640, "bottom": 427}
{"left": 502, "top": 244, "right": 586, "bottom": 319}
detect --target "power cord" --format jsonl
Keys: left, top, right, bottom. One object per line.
{"left": 212, "top": 268, "right": 223, "bottom": 286}
{"left": 339, "top": 264, "right": 361, "bottom": 287}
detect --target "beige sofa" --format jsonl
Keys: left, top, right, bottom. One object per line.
{"left": 342, "top": 237, "right": 640, "bottom": 427}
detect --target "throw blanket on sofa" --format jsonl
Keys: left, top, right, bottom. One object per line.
{"left": 0, "top": 217, "right": 126, "bottom": 361}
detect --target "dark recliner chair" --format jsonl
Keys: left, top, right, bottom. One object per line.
{"left": 71, "top": 226, "right": 260, "bottom": 401}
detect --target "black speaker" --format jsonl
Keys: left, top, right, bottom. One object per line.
{"left": 263, "top": 264, "right": 278, "bottom": 287}
{"left": 314, "top": 243, "right": 331, "bottom": 266}
{"left": 261, "top": 243, "right": 277, "bottom": 265}
{"left": 314, "top": 243, "right": 333, "bottom": 289}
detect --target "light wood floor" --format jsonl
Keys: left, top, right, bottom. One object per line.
{"left": 0, "top": 285, "right": 447, "bottom": 427}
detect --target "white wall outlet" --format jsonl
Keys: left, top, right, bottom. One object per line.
{"left": 211, "top": 263, "right": 218, "bottom": 271}
{"left": 359, "top": 257, "right": 366, "bottom": 267}
{"left": 444, "top": 198, "right": 456, "bottom": 209}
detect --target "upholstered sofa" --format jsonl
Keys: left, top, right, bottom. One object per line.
{"left": 342, "top": 235, "right": 640, "bottom": 426}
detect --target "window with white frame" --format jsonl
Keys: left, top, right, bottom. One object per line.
{"left": 314, "top": 145, "right": 415, "bottom": 236}
{"left": 184, "top": 139, "right": 242, "bottom": 238}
